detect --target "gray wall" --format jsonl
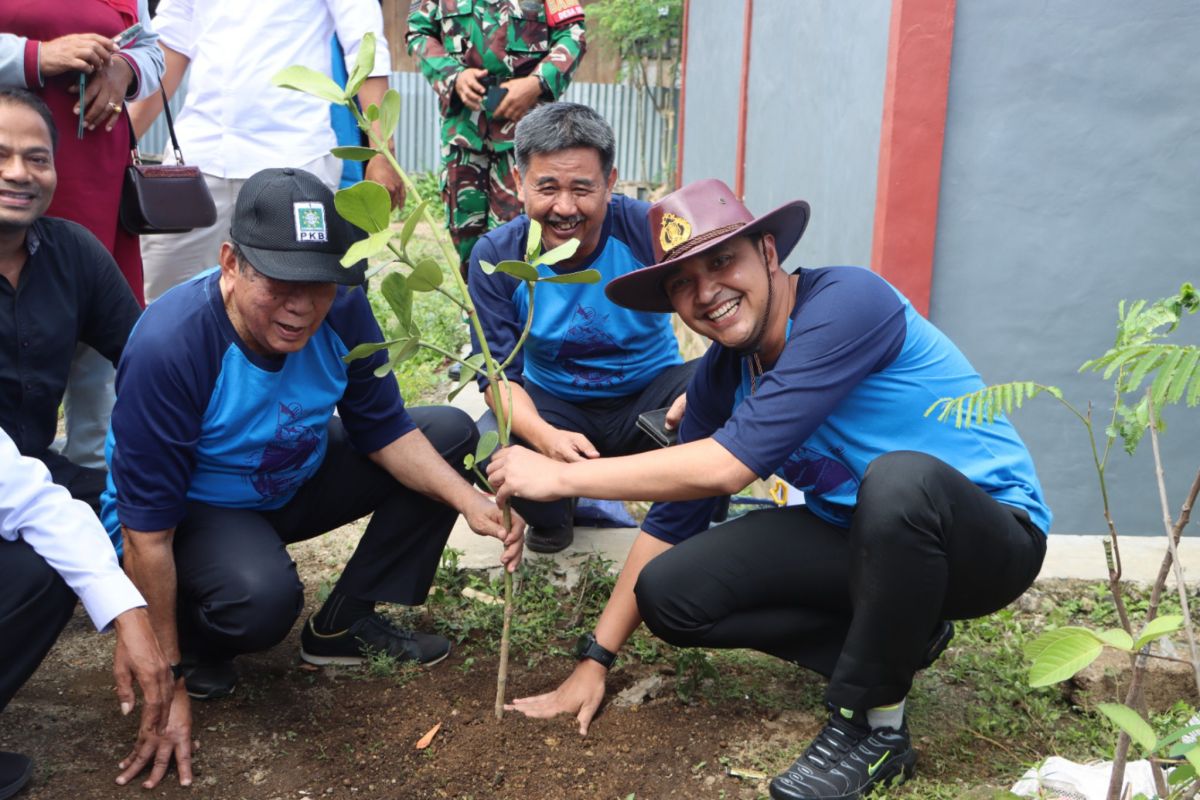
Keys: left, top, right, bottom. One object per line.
{"left": 681, "top": 0, "right": 891, "bottom": 269}
{"left": 932, "top": 3, "right": 1200, "bottom": 533}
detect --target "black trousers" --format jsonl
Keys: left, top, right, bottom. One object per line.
{"left": 172, "top": 407, "right": 475, "bottom": 661}
{"left": 0, "top": 538, "right": 78, "bottom": 711}
{"left": 634, "top": 450, "right": 1047, "bottom": 711}
{"left": 477, "top": 361, "right": 697, "bottom": 528}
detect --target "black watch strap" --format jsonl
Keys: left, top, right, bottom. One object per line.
{"left": 574, "top": 632, "right": 616, "bottom": 669}
{"left": 170, "top": 662, "right": 186, "bottom": 681}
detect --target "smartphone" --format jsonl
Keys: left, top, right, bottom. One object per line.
{"left": 114, "top": 22, "right": 143, "bottom": 48}
{"left": 636, "top": 407, "right": 678, "bottom": 448}
{"left": 484, "top": 84, "right": 509, "bottom": 115}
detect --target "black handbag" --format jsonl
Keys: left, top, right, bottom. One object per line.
{"left": 119, "top": 91, "right": 217, "bottom": 235}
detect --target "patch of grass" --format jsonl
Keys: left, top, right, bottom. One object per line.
{"left": 367, "top": 281, "right": 467, "bottom": 403}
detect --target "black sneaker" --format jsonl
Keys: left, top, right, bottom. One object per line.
{"left": 300, "top": 613, "right": 451, "bottom": 667}
{"left": 769, "top": 709, "right": 917, "bottom": 800}
{"left": 0, "top": 752, "right": 32, "bottom": 800}
{"left": 183, "top": 659, "right": 238, "bottom": 701}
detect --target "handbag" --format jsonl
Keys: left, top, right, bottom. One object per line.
{"left": 119, "top": 91, "right": 217, "bottom": 235}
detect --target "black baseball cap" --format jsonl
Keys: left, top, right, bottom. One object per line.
{"left": 229, "top": 167, "right": 367, "bottom": 285}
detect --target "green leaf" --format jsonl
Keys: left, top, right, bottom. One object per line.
{"left": 1096, "top": 703, "right": 1157, "bottom": 752}
{"left": 343, "top": 340, "right": 395, "bottom": 362}
{"left": 1135, "top": 614, "right": 1184, "bottom": 650}
{"left": 364, "top": 103, "right": 380, "bottom": 122}
{"left": 372, "top": 337, "right": 420, "bottom": 378}
{"left": 399, "top": 200, "right": 427, "bottom": 249}
{"left": 340, "top": 228, "right": 392, "bottom": 266}
{"left": 495, "top": 260, "right": 540, "bottom": 282}
{"left": 1168, "top": 759, "right": 1196, "bottom": 785}
{"left": 409, "top": 258, "right": 444, "bottom": 292}
{"left": 380, "top": 272, "right": 413, "bottom": 334}
{"left": 335, "top": 181, "right": 392, "bottom": 234}
{"left": 1187, "top": 746, "right": 1200, "bottom": 777}
{"left": 474, "top": 430, "right": 499, "bottom": 464}
{"left": 1159, "top": 723, "right": 1200, "bottom": 753}
{"left": 1091, "top": 628, "right": 1134, "bottom": 651}
{"left": 331, "top": 146, "right": 379, "bottom": 162}
{"left": 526, "top": 219, "right": 543, "bottom": 262}
{"left": 377, "top": 89, "right": 402, "bottom": 140}
{"left": 541, "top": 268, "right": 603, "bottom": 285}
{"left": 479, "top": 260, "right": 497, "bottom": 275}
{"left": 463, "top": 453, "right": 476, "bottom": 469}
{"left": 271, "top": 65, "right": 347, "bottom": 104}
{"left": 1025, "top": 627, "right": 1103, "bottom": 687}
{"left": 535, "top": 238, "right": 580, "bottom": 266}
{"left": 345, "top": 32, "right": 376, "bottom": 97}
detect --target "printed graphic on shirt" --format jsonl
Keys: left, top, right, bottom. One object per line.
{"left": 556, "top": 304, "right": 627, "bottom": 390}
{"left": 778, "top": 445, "right": 858, "bottom": 498}
{"left": 294, "top": 203, "right": 328, "bottom": 242}
{"left": 249, "top": 402, "right": 322, "bottom": 499}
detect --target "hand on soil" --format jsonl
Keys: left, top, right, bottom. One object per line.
{"left": 504, "top": 659, "right": 607, "bottom": 735}
{"left": 116, "top": 686, "right": 194, "bottom": 788}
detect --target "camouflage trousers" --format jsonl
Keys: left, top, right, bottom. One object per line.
{"left": 441, "top": 145, "right": 523, "bottom": 279}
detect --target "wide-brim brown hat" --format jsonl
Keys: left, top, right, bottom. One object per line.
{"left": 605, "top": 178, "right": 810, "bottom": 313}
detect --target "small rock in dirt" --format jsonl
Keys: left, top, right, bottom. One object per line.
{"left": 612, "top": 674, "right": 665, "bottom": 707}
{"left": 543, "top": 737, "right": 559, "bottom": 747}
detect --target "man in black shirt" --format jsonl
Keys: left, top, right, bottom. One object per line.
{"left": 0, "top": 88, "right": 139, "bottom": 512}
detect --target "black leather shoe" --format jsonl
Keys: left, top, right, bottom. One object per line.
{"left": 525, "top": 521, "right": 574, "bottom": 553}
{"left": 300, "top": 614, "right": 451, "bottom": 667}
{"left": 184, "top": 659, "right": 238, "bottom": 701}
{"left": 0, "top": 752, "right": 32, "bottom": 800}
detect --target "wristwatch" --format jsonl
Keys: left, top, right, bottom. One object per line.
{"left": 169, "top": 662, "right": 186, "bottom": 681}
{"left": 573, "top": 632, "right": 616, "bottom": 669}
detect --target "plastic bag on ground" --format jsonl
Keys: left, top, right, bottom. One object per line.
{"left": 1010, "top": 756, "right": 1163, "bottom": 799}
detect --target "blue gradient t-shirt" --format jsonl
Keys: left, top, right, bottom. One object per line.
{"left": 100, "top": 270, "right": 414, "bottom": 550}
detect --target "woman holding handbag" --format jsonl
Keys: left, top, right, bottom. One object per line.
{"left": 0, "top": 1, "right": 162, "bottom": 484}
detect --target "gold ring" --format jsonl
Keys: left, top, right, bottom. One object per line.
{"left": 108, "top": 102, "right": 122, "bottom": 113}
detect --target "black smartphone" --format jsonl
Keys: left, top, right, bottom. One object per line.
{"left": 484, "top": 84, "right": 509, "bottom": 114}
{"left": 636, "top": 406, "right": 678, "bottom": 448}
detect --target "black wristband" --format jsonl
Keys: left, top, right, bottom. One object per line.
{"left": 573, "top": 632, "right": 616, "bottom": 670}
{"left": 169, "top": 663, "right": 186, "bottom": 681}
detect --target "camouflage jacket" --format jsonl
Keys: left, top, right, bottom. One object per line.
{"left": 406, "top": 0, "right": 586, "bottom": 152}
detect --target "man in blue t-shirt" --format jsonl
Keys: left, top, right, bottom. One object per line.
{"left": 102, "top": 168, "right": 523, "bottom": 790}
{"left": 486, "top": 179, "right": 1050, "bottom": 800}
{"left": 468, "top": 102, "right": 695, "bottom": 553}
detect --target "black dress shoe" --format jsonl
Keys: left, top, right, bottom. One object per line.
{"left": 525, "top": 521, "right": 574, "bottom": 553}
{"left": 0, "top": 752, "right": 32, "bottom": 800}
{"left": 184, "top": 659, "right": 238, "bottom": 700}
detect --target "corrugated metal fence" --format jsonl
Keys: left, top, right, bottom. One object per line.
{"left": 141, "top": 74, "right": 678, "bottom": 185}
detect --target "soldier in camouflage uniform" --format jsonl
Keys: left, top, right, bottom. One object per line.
{"left": 406, "top": 0, "right": 587, "bottom": 277}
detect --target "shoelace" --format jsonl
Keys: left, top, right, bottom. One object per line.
{"left": 370, "top": 614, "right": 417, "bottom": 641}
{"left": 802, "top": 717, "right": 869, "bottom": 769}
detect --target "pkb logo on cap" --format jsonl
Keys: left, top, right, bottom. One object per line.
{"left": 294, "top": 202, "right": 328, "bottom": 243}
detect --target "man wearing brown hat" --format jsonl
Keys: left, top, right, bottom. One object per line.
{"left": 487, "top": 178, "right": 1051, "bottom": 799}
{"left": 100, "top": 167, "right": 524, "bottom": 789}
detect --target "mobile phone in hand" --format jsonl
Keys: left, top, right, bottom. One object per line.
{"left": 114, "top": 22, "right": 143, "bottom": 48}
{"left": 636, "top": 407, "right": 678, "bottom": 448}
{"left": 484, "top": 84, "right": 509, "bottom": 114}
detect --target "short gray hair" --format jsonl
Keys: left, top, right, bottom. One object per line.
{"left": 514, "top": 102, "right": 616, "bottom": 177}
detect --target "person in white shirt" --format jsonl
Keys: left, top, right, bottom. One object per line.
{"left": 128, "top": 0, "right": 406, "bottom": 303}
{"left": 0, "top": 428, "right": 172, "bottom": 798}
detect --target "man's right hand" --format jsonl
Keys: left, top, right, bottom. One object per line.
{"left": 115, "top": 684, "right": 194, "bottom": 789}
{"left": 39, "top": 33, "right": 117, "bottom": 77}
{"left": 454, "top": 67, "right": 489, "bottom": 110}
{"left": 535, "top": 427, "right": 599, "bottom": 463}
{"left": 504, "top": 658, "right": 608, "bottom": 735}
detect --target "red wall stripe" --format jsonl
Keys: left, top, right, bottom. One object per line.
{"left": 734, "top": 0, "right": 754, "bottom": 198}
{"left": 675, "top": 0, "right": 691, "bottom": 189}
{"left": 870, "top": 0, "right": 956, "bottom": 317}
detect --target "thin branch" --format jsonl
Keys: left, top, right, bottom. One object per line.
{"left": 1146, "top": 394, "right": 1200, "bottom": 696}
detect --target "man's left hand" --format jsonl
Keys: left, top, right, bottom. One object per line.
{"left": 494, "top": 75, "right": 542, "bottom": 122}
{"left": 111, "top": 608, "right": 172, "bottom": 735}
{"left": 70, "top": 56, "right": 134, "bottom": 132}
{"left": 487, "top": 444, "right": 568, "bottom": 506}
{"left": 462, "top": 492, "right": 525, "bottom": 572}
{"left": 364, "top": 155, "right": 406, "bottom": 209}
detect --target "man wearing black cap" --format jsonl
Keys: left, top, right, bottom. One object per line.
{"left": 100, "top": 167, "right": 523, "bottom": 790}
{"left": 487, "top": 178, "right": 1050, "bottom": 799}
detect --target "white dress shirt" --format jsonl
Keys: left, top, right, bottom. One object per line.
{"left": 153, "top": 0, "right": 391, "bottom": 179}
{"left": 0, "top": 430, "right": 144, "bottom": 631}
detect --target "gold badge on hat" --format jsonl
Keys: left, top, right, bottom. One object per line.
{"left": 659, "top": 213, "right": 692, "bottom": 254}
